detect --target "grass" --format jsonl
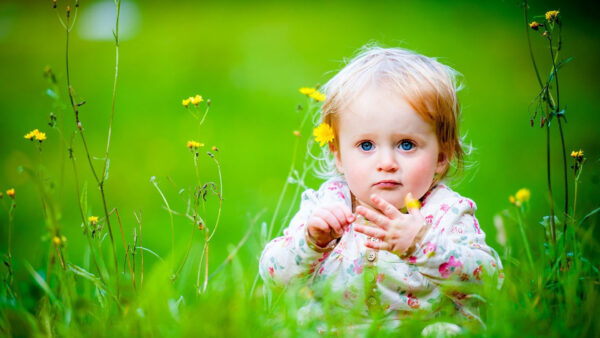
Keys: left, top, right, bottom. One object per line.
{"left": 1, "top": 1, "right": 599, "bottom": 336}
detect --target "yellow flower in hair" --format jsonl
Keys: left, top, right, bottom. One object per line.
{"left": 515, "top": 188, "right": 530, "bottom": 203}
{"left": 310, "top": 91, "right": 326, "bottom": 102}
{"left": 313, "top": 123, "right": 334, "bottom": 146}
{"left": 545, "top": 10, "right": 559, "bottom": 22}
{"left": 299, "top": 87, "right": 316, "bottom": 96}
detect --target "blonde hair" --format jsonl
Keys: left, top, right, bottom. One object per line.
{"left": 315, "top": 45, "right": 468, "bottom": 183}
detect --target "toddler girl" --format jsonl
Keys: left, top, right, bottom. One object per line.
{"left": 259, "top": 46, "right": 503, "bottom": 332}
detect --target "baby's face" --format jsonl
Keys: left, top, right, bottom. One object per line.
{"left": 334, "top": 85, "right": 447, "bottom": 211}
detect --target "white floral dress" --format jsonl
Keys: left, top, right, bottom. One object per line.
{"left": 259, "top": 176, "right": 503, "bottom": 328}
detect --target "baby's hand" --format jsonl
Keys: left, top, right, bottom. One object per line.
{"left": 354, "top": 193, "right": 425, "bottom": 257}
{"left": 307, "top": 203, "right": 355, "bottom": 248}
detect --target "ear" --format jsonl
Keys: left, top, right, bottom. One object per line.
{"left": 331, "top": 143, "right": 344, "bottom": 174}
{"left": 435, "top": 152, "right": 449, "bottom": 174}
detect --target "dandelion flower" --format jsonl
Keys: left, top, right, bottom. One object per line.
{"left": 313, "top": 123, "right": 334, "bottom": 146}
{"left": 182, "top": 98, "right": 191, "bottom": 107}
{"left": 6, "top": 188, "right": 15, "bottom": 199}
{"left": 187, "top": 140, "right": 204, "bottom": 149}
{"left": 299, "top": 87, "right": 316, "bottom": 96}
{"left": 545, "top": 10, "right": 559, "bottom": 22}
{"left": 529, "top": 21, "right": 541, "bottom": 30}
{"left": 35, "top": 132, "right": 47, "bottom": 142}
{"left": 310, "top": 91, "right": 326, "bottom": 102}
{"left": 570, "top": 149, "right": 584, "bottom": 158}
{"left": 24, "top": 129, "right": 40, "bottom": 140}
{"left": 191, "top": 94, "right": 203, "bottom": 106}
{"left": 89, "top": 216, "right": 98, "bottom": 225}
{"left": 515, "top": 188, "right": 530, "bottom": 203}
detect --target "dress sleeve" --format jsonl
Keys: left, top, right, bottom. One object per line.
{"left": 407, "top": 197, "right": 504, "bottom": 289}
{"left": 258, "top": 178, "right": 350, "bottom": 288}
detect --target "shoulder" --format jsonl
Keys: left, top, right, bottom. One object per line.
{"left": 421, "top": 184, "right": 477, "bottom": 224}
{"left": 301, "top": 176, "right": 352, "bottom": 207}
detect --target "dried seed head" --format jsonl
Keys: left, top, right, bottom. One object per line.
{"left": 206, "top": 99, "right": 211, "bottom": 107}
{"left": 77, "top": 121, "right": 82, "bottom": 130}
{"left": 67, "top": 5, "right": 71, "bottom": 18}
{"left": 53, "top": 0, "right": 57, "bottom": 9}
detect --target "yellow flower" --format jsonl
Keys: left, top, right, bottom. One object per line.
{"left": 24, "top": 129, "right": 40, "bottom": 140}
{"left": 313, "top": 123, "right": 335, "bottom": 146}
{"left": 310, "top": 91, "right": 326, "bottom": 102}
{"left": 545, "top": 10, "right": 559, "bottom": 22}
{"left": 515, "top": 188, "right": 531, "bottom": 203}
{"left": 0, "top": 192, "right": 3, "bottom": 199}
{"left": 570, "top": 149, "right": 584, "bottom": 158}
{"left": 6, "top": 188, "right": 15, "bottom": 199}
{"left": 35, "top": 131, "right": 47, "bottom": 142}
{"left": 299, "top": 87, "right": 316, "bottom": 96}
{"left": 191, "top": 94, "right": 203, "bottom": 106}
{"left": 211, "top": 146, "right": 219, "bottom": 152}
{"left": 529, "top": 21, "right": 540, "bottom": 30}
{"left": 88, "top": 216, "right": 98, "bottom": 224}
{"left": 53, "top": 236, "right": 62, "bottom": 245}
{"left": 187, "top": 140, "right": 204, "bottom": 149}
{"left": 182, "top": 98, "right": 191, "bottom": 107}
{"left": 509, "top": 195, "right": 516, "bottom": 205}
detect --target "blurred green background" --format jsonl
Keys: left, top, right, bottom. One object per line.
{"left": 1, "top": 0, "right": 599, "bottom": 281}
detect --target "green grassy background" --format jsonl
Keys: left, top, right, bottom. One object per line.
{"left": 1, "top": 0, "right": 599, "bottom": 335}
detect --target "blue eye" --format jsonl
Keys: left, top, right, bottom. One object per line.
{"left": 360, "top": 141, "right": 373, "bottom": 151}
{"left": 400, "top": 140, "right": 414, "bottom": 151}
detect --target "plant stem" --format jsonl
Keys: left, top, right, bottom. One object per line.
{"left": 115, "top": 208, "right": 135, "bottom": 290}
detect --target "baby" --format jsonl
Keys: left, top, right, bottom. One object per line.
{"left": 259, "top": 46, "right": 503, "bottom": 332}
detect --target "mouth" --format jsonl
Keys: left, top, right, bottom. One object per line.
{"left": 373, "top": 180, "right": 402, "bottom": 188}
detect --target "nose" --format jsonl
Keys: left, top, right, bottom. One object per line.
{"left": 377, "top": 149, "right": 399, "bottom": 172}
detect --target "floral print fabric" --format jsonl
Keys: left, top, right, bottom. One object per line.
{"left": 259, "top": 176, "right": 503, "bottom": 325}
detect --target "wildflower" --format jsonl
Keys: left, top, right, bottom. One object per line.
{"left": 570, "top": 149, "right": 584, "bottom": 159}
{"left": 187, "top": 140, "right": 204, "bottom": 149}
{"left": 529, "top": 21, "right": 541, "bottom": 30}
{"left": 299, "top": 87, "right": 316, "bottom": 96}
{"left": 53, "top": 236, "right": 62, "bottom": 245}
{"left": 191, "top": 94, "right": 203, "bottom": 106}
{"left": 6, "top": 188, "right": 15, "bottom": 199}
{"left": 182, "top": 98, "right": 191, "bottom": 108}
{"left": 35, "top": 132, "right": 47, "bottom": 142}
{"left": 545, "top": 10, "right": 559, "bottom": 22}
{"left": 515, "top": 188, "right": 531, "bottom": 203}
{"left": 293, "top": 130, "right": 301, "bottom": 138}
{"left": 310, "top": 91, "right": 326, "bottom": 102}
{"left": 509, "top": 195, "right": 516, "bottom": 205}
{"left": 313, "top": 123, "right": 335, "bottom": 146}
{"left": 89, "top": 216, "right": 99, "bottom": 225}
{"left": 24, "top": 129, "right": 40, "bottom": 140}
{"left": 0, "top": 192, "right": 3, "bottom": 199}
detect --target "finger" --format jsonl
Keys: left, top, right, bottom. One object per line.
{"left": 356, "top": 205, "right": 390, "bottom": 230}
{"left": 370, "top": 194, "right": 401, "bottom": 219}
{"left": 309, "top": 217, "right": 329, "bottom": 234}
{"left": 340, "top": 204, "right": 355, "bottom": 223}
{"left": 318, "top": 209, "right": 342, "bottom": 237}
{"left": 328, "top": 205, "right": 350, "bottom": 229}
{"left": 364, "top": 240, "right": 389, "bottom": 251}
{"left": 353, "top": 224, "right": 387, "bottom": 241}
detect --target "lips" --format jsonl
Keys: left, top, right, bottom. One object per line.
{"left": 373, "top": 180, "right": 402, "bottom": 188}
